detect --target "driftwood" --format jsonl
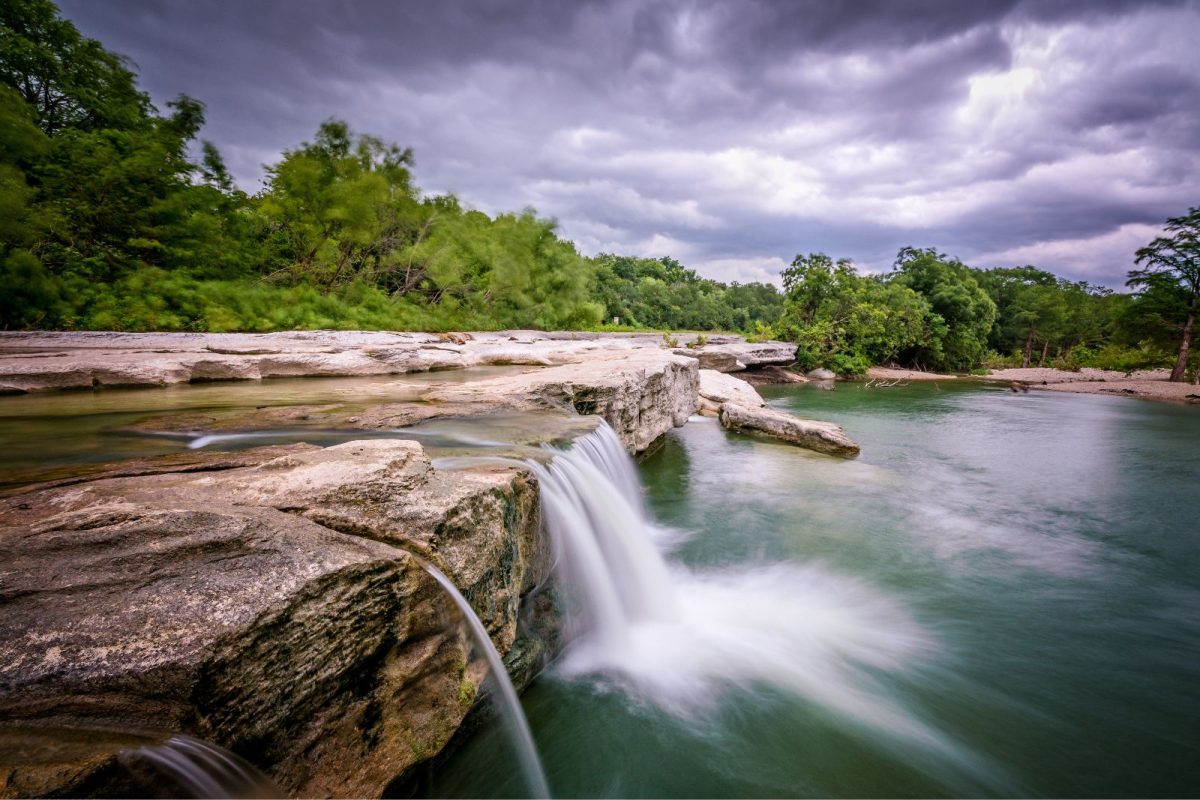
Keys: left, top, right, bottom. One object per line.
{"left": 863, "top": 378, "right": 908, "bottom": 389}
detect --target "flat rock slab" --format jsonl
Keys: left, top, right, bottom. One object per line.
{"left": 698, "top": 369, "right": 765, "bottom": 414}
{"left": 718, "top": 402, "right": 860, "bottom": 456}
{"left": 0, "top": 330, "right": 792, "bottom": 392}
{"left": 0, "top": 440, "right": 545, "bottom": 798}
{"left": 422, "top": 350, "right": 699, "bottom": 453}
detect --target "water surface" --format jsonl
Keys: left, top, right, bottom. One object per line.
{"left": 435, "top": 381, "right": 1200, "bottom": 798}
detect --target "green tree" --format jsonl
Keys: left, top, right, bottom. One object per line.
{"left": 1130, "top": 208, "right": 1200, "bottom": 382}
{"left": 892, "top": 247, "right": 997, "bottom": 371}
{"left": 1008, "top": 283, "right": 1068, "bottom": 367}
{"left": 0, "top": 0, "right": 147, "bottom": 134}
{"left": 775, "top": 253, "right": 931, "bottom": 374}
{"left": 257, "top": 119, "right": 416, "bottom": 290}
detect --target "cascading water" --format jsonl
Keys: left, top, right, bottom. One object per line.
{"left": 125, "top": 735, "right": 280, "bottom": 798}
{"left": 487, "top": 422, "right": 1001, "bottom": 784}
{"left": 432, "top": 420, "right": 1006, "bottom": 792}
{"left": 421, "top": 561, "right": 551, "bottom": 799}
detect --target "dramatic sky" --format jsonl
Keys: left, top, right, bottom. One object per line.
{"left": 60, "top": 0, "right": 1200, "bottom": 287}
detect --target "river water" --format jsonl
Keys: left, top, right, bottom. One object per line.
{"left": 431, "top": 381, "right": 1200, "bottom": 798}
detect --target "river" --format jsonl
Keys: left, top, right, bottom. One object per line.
{"left": 430, "top": 381, "right": 1200, "bottom": 798}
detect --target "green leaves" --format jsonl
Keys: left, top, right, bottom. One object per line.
{"left": 1128, "top": 208, "right": 1200, "bottom": 381}
{"left": 589, "top": 253, "right": 782, "bottom": 332}
{"left": 774, "top": 252, "right": 933, "bottom": 375}
{"left": 891, "top": 248, "right": 996, "bottom": 371}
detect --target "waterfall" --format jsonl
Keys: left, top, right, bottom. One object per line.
{"left": 421, "top": 561, "right": 551, "bottom": 799}
{"left": 433, "top": 420, "right": 997, "bottom": 788}
{"left": 126, "top": 735, "right": 280, "bottom": 798}
{"left": 520, "top": 424, "right": 679, "bottom": 647}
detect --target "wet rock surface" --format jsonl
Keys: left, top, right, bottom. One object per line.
{"left": 0, "top": 441, "right": 546, "bottom": 798}
{"left": 421, "top": 351, "right": 699, "bottom": 453}
{"left": 718, "top": 402, "right": 861, "bottom": 457}
{"left": 0, "top": 330, "right": 851, "bottom": 798}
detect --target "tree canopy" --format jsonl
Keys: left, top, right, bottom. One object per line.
{"left": 1129, "top": 208, "right": 1200, "bottom": 382}
{"left": 0, "top": 0, "right": 1191, "bottom": 383}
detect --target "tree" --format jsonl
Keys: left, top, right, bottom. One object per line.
{"left": 892, "top": 247, "right": 997, "bottom": 371}
{"left": 775, "top": 253, "right": 931, "bottom": 374}
{"left": 0, "top": 0, "right": 148, "bottom": 134}
{"left": 1130, "top": 208, "right": 1200, "bottom": 382}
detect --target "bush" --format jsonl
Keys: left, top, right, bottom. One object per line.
{"left": 1077, "top": 342, "right": 1173, "bottom": 374}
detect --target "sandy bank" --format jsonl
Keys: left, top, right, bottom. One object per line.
{"left": 986, "top": 367, "right": 1199, "bottom": 405}
{"left": 866, "top": 367, "right": 957, "bottom": 381}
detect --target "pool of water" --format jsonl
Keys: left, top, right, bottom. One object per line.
{"left": 0, "top": 367, "right": 552, "bottom": 481}
{"left": 432, "top": 381, "right": 1200, "bottom": 798}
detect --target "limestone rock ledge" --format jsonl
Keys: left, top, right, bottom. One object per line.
{"left": 0, "top": 441, "right": 545, "bottom": 798}
{"left": 697, "top": 368, "right": 766, "bottom": 415}
{"left": 717, "top": 402, "right": 860, "bottom": 457}
{"left": 0, "top": 330, "right": 789, "bottom": 393}
{"left": 422, "top": 350, "right": 699, "bottom": 453}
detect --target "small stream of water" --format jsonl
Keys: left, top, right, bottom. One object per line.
{"left": 420, "top": 561, "right": 551, "bottom": 799}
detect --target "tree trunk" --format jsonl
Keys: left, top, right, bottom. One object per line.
{"left": 324, "top": 247, "right": 353, "bottom": 293}
{"left": 1169, "top": 293, "right": 1196, "bottom": 383}
{"left": 1022, "top": 332, "right": 1034, "bottom": 368}
{"left": 1039, "top": 340, "right": 1050, "bottom": 367}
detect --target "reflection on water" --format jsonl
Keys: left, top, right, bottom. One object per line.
{"left": 0, "top": 368, "right": 576, "bottom": 483}
{"left": 432, "top": 381, "right": 1200, "bottom": 798}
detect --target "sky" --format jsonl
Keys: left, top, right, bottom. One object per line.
{"left": 59, "top": 0, "right": 1200, "bottom": 288}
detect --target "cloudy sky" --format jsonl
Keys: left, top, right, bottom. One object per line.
{"left": 60, "top": 0, "right": 1200, "bottom": 287}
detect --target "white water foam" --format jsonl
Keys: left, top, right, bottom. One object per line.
{"left": 439, "top": 421, "right": 1006, "bottom": 790}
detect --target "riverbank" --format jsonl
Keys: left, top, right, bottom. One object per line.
{"left": 866, "top": 367, "right": 957, "bottom": 381}
{"left": 0, "top": 330, "right": 863, "bottom": 797}
{"left": 868, "top": 365, "right": 1198, "bottom": 405}
{"left": 986, "top": 367, "right": 1199, "bottom": 405}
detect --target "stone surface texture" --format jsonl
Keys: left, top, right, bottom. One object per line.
{"left": 0, "top": 330, "right": 792, "bottom": 393}
{"left": 0, "top": 441, "right": 544, "bottom": 798}
{"left": 422, "top": 350, "right": 699, "bottom": 453}
{"left": 0, "top": 329, "right": 856, "bottom": 798}
{"left": 718, "top": 402, "right": 861, "bottom": 457}
{"left": 697, "top": 369, "right": 765, "bottom": 415}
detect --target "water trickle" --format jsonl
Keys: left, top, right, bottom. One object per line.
{"left": 421, "top": 561, "right": 551, "bottom": 799}
{"left": 126, "top": 735, "right": 280, "bottom": 798}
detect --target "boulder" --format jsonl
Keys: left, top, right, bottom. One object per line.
{"left": 0, "top": 440, "right": 547, "bottom": 798}
{"left": 422, "top": 351, "right": 699, "bottom": 454}
{"left": 697, "top": 370, "right": 765, "bottom": 416}
{"left": 806, "top": 367, "right": 837, "bottom": 380}
{"left": 671, "top": 348, "right": 744, "bottom": 372}
{"left": 718, "top": 402, "right": 859, "bottom": 456}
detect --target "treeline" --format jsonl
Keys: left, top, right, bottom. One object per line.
{"left": 2, "top": 1, "right": 1195, "bottom": 381}
{"left": 0, "top": 0, "right": 780, "bottom": 334}
{"left": 777, "top": 239, "right": 1198, "bottom": 380}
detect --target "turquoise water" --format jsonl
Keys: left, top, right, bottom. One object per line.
{"left": 432, "top": 382, "right": 1200, "bottom": 798}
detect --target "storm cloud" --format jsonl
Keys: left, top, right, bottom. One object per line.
{"left": 59, "top": 0, "right": 1200, "bottom": 286}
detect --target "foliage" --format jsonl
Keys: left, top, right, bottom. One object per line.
{"left": 2, "top": 0, "right": 1194, "bottom": 384}
{"left": 1129, "top": 207, "right": 1200, "bottom": 382}
{"left": 774, "top": 253, "right": 931, "bottom": 375}
{"left": 889, "top": 247, "right": 997, "bottom": 372}
{"left": 590, "top": 254, "right": 781, "bottom": 332}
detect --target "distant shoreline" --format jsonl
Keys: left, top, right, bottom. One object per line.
{"left": 864, "top": 366, "right": 1199, "bottom": 405}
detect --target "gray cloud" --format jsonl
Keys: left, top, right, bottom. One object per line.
{"left": 59, "top": 0, "right": 1200, "bottom": 287}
